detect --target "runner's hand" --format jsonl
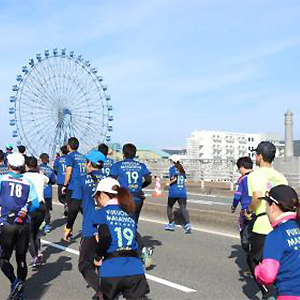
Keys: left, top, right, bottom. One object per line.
{"left": 244, "top": 210, "right": 253, "bottom": 221}
{"left": 61, "top": 186, "right": 67, "bottom": 195}
{"left": 94, "top": 258, "right": 102, "bottom": 267}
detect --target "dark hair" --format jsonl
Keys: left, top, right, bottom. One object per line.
{"left": 26, "top": 156, "right": 38, "bottom": 170}
{"left": 86, "top": 159, "right": 103, "bottom": 170}
{"left": 98, "top": 143, "right": 109, "bottom": 157}
{"left": 61, "top": 145, "right": 69, "bottom": 155}
{"left": 0, "top": 150, "right": 4, "bottom": 162}
{"left": 97, "top": 186, "right": 135, "bottom": 214}
{"left": 174, "top": 161, "right": 185, "bottom": 175}
{"left": 40, "top": 153, "right": 49, "bottom": 163}
{"left": 237, "top": 156, "right": 253, "bottom": 170}
{"left": 10, "top": 166, "right": 23, "bottom": 172}
{"left": 18, "top": 145, "right": 26, "bottom": 154}
{"left": 68, "top": 137, "right": 79, "bottom": 150}
{"left": 123, "top": 143, "right": 136, "bottom": 159}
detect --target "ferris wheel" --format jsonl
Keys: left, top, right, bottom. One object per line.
{"left": 9, "top": 48, "right": 113, "bottom": 158}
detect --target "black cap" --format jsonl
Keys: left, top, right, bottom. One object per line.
{"left": 252, "top": 141, "right": 276, "bottom": 156}
{"left": 259, "top": 185, "right": 299, "bottom": 211}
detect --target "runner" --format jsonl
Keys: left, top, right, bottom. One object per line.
{"left": 23, "top": 156, "right": 49, "bottom": 268}
{"left": 0, "top": 150, "right": 8, "bottom": 175}
{"left": 62, "top": 137, "right": 87, "bottom": 242}
{"left": 17, "top": 146, "right": 27, "bottom": 174}
{"left": 53, "top": 145, "right": 69, "bottom": 216}
{"left": 17, "top": 146, "right": 27, "bottom": 160}
{"left": 0, "top": 153, "right": 39, "bottom": 300}
{"left": 39, "top": 153, "right": 56, "bottom": 234}
{"left": 231, "top": 156, "right": 253, "bottom": 252}
{"left": 98, "top": 143, "right": 114, "bottom": 178}
{"left": 93, "top": 177, "right": 150, "bottom": 300}
{"left": 78, "top": 150, "right": 106, "bottom": 299}
{"left": 4, "top": 143, "right": 14, "bottom": 166}
{"left": 246, "top": 141, "right": 288, "bottom": 300}
{"left": 165, "top": 154, "right": 191, "bottom": 234}
{"left": 109, "top": 143, "right": 153, "bottom": 268}
{"left": 255, "top": 185, "right": 300, "bottom": 299}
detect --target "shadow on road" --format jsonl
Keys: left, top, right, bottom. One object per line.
{"left": 25, "top": 246, "right": 72, "bottom": 299}
{"left": 50, "top": 217, "right": 67, "bottom": 231}
{"left": 229, "top": 244, "right": 260, "bottom": 300}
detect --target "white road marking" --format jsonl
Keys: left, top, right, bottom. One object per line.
{"left": 145, "top": 274, "right": 196, "bottom": 293}
{"left": 41, "top": 240, "right": 197, "bottom": 293}
{"left": 187, "top": 199, "right": 230, "bottom": 206}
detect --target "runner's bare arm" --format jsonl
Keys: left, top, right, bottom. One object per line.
{"left": 248, "top": 191, "right": 263, "bottom": 212}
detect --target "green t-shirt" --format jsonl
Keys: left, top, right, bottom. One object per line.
{"left": 248, "top": 167, "right": 288, "bottom": 234}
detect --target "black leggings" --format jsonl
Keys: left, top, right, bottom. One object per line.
{"left": 134, "top": 200, "right": 145, "bottom": 251}
{"left": 66, "top": 199, "right": 82, "bottom": 230}
{"left": 57, "top": 184, "right": 66, "bottom": 205}
{"left": 78, "top": 237, "right": 100, "bottom": 292}
{"left": 0, "top": 223, "right": 31, "bottom": 283}
{"left": 247, "top": 232, "right": 274, "bottom": 298}
{"left": 167, "top": 197, "right": 189, "bottom": 225}
{"left": 29, "top": 206, "right": 46, "bottom": 258}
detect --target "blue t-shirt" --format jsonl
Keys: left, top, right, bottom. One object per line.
{"left": 232, "top": 172, "right": 251, "bottom": 210}
{"left": 263, "top": 218, "right": 300, "bottom": 296}
{"left": 110, "top": 158, "right": 151, "bottom": 201}
{"left": 168, "top": 165, "right": 187, "bottom": 198}
{"left": 0, "top": 172, "right": 39, "bottom": 224}
{"left": 40, "top": 163, "right": 56, "bottom": 199}
{"left": 53, "top": 155, "right": 68, "bottom": 185}
{"left": 65, "top": 151, "right": 87, "bottom": 200}
{"left": 81, "top": 170, "right": 106, "bottom": 238}
{"left": 95, "top": 204, "right": 144, "bottom": 277}
{"left": 102, "top": 158, "right": 115, "bottom": 178}
{"left": 0, "top": 164, "right": 8, "bottom": 175}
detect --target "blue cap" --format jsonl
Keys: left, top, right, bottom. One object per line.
{"left": 85, "top": 150, "right": 106, "bottom": 165}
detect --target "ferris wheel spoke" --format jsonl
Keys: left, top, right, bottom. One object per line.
{"left": 20, "top": 79, "right": 54, "bottom": 107}
{"left": 30, "top": 64, "right": 58, "bottom": 102}
{"left": 20, "top": 78, "right": 60, "bottom": 109}
{"left": 39, "top": 60, "right": 62, "bottom": 103}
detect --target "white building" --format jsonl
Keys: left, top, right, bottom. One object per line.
{"left": 186, "top": 130, "right": 284, "bottom": 160}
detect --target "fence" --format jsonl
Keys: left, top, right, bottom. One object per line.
{"left": 142, "top": 158, "right": 300, "bottom": 189}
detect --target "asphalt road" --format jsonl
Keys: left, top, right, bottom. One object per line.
{"left": 0, "top": 199, "right": 261, "bottom": 300}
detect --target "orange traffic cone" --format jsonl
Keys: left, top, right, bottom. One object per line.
{"left": 152, "top": 177, "right": 163, "bottom": 197}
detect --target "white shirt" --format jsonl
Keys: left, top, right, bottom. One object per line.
{"left": 23, "top": 172, "right": 49, "bottom": 203}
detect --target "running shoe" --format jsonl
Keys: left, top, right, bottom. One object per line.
{"left": 183, "top": 223, "right": 191, "bottom": 234}
{"left": 8, "top": 279, "right": 24, "bottom": 300}
{"left": 141, "top": 247, "right": 154, "bottom": 269}
{"left": 43, "top": 225, "right": 51, "bottom": 234}
{"left": 165, "top": 223, "right": 175, "bottom": 231}
{"left": 39, "top": 221, "right": 46, "bottom": 231}
{"left": 63, "top": 226, "right": 73, "bottom": 242}
{"left": 31, "top": 256, "right": 42, "bottom": 268}
{"left": 16, "top": 289, "right": 24, "bottom": 300}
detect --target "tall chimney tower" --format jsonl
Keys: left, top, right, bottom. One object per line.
{"left": 284, "top": 109, "right": 294, "bottom": 157}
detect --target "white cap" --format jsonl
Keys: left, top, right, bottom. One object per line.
{"left": 95, "top": 177, "right": 120, "bottom": 194}
{"left": 7, "top": 153, "right": 25, "bottom": 167}
{"left": 169, "top": 154, "right": 180, "bottom": 163}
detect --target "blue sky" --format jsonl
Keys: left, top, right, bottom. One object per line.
{"left": 0, "top": 0, "right": 300, "bottom": 151}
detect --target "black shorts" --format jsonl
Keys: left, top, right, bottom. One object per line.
{"left": 101, "top": 274, "right": 149, "bottom": 300}
{"left": 168, "top": 197, "right": 187, "bottom": 206}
